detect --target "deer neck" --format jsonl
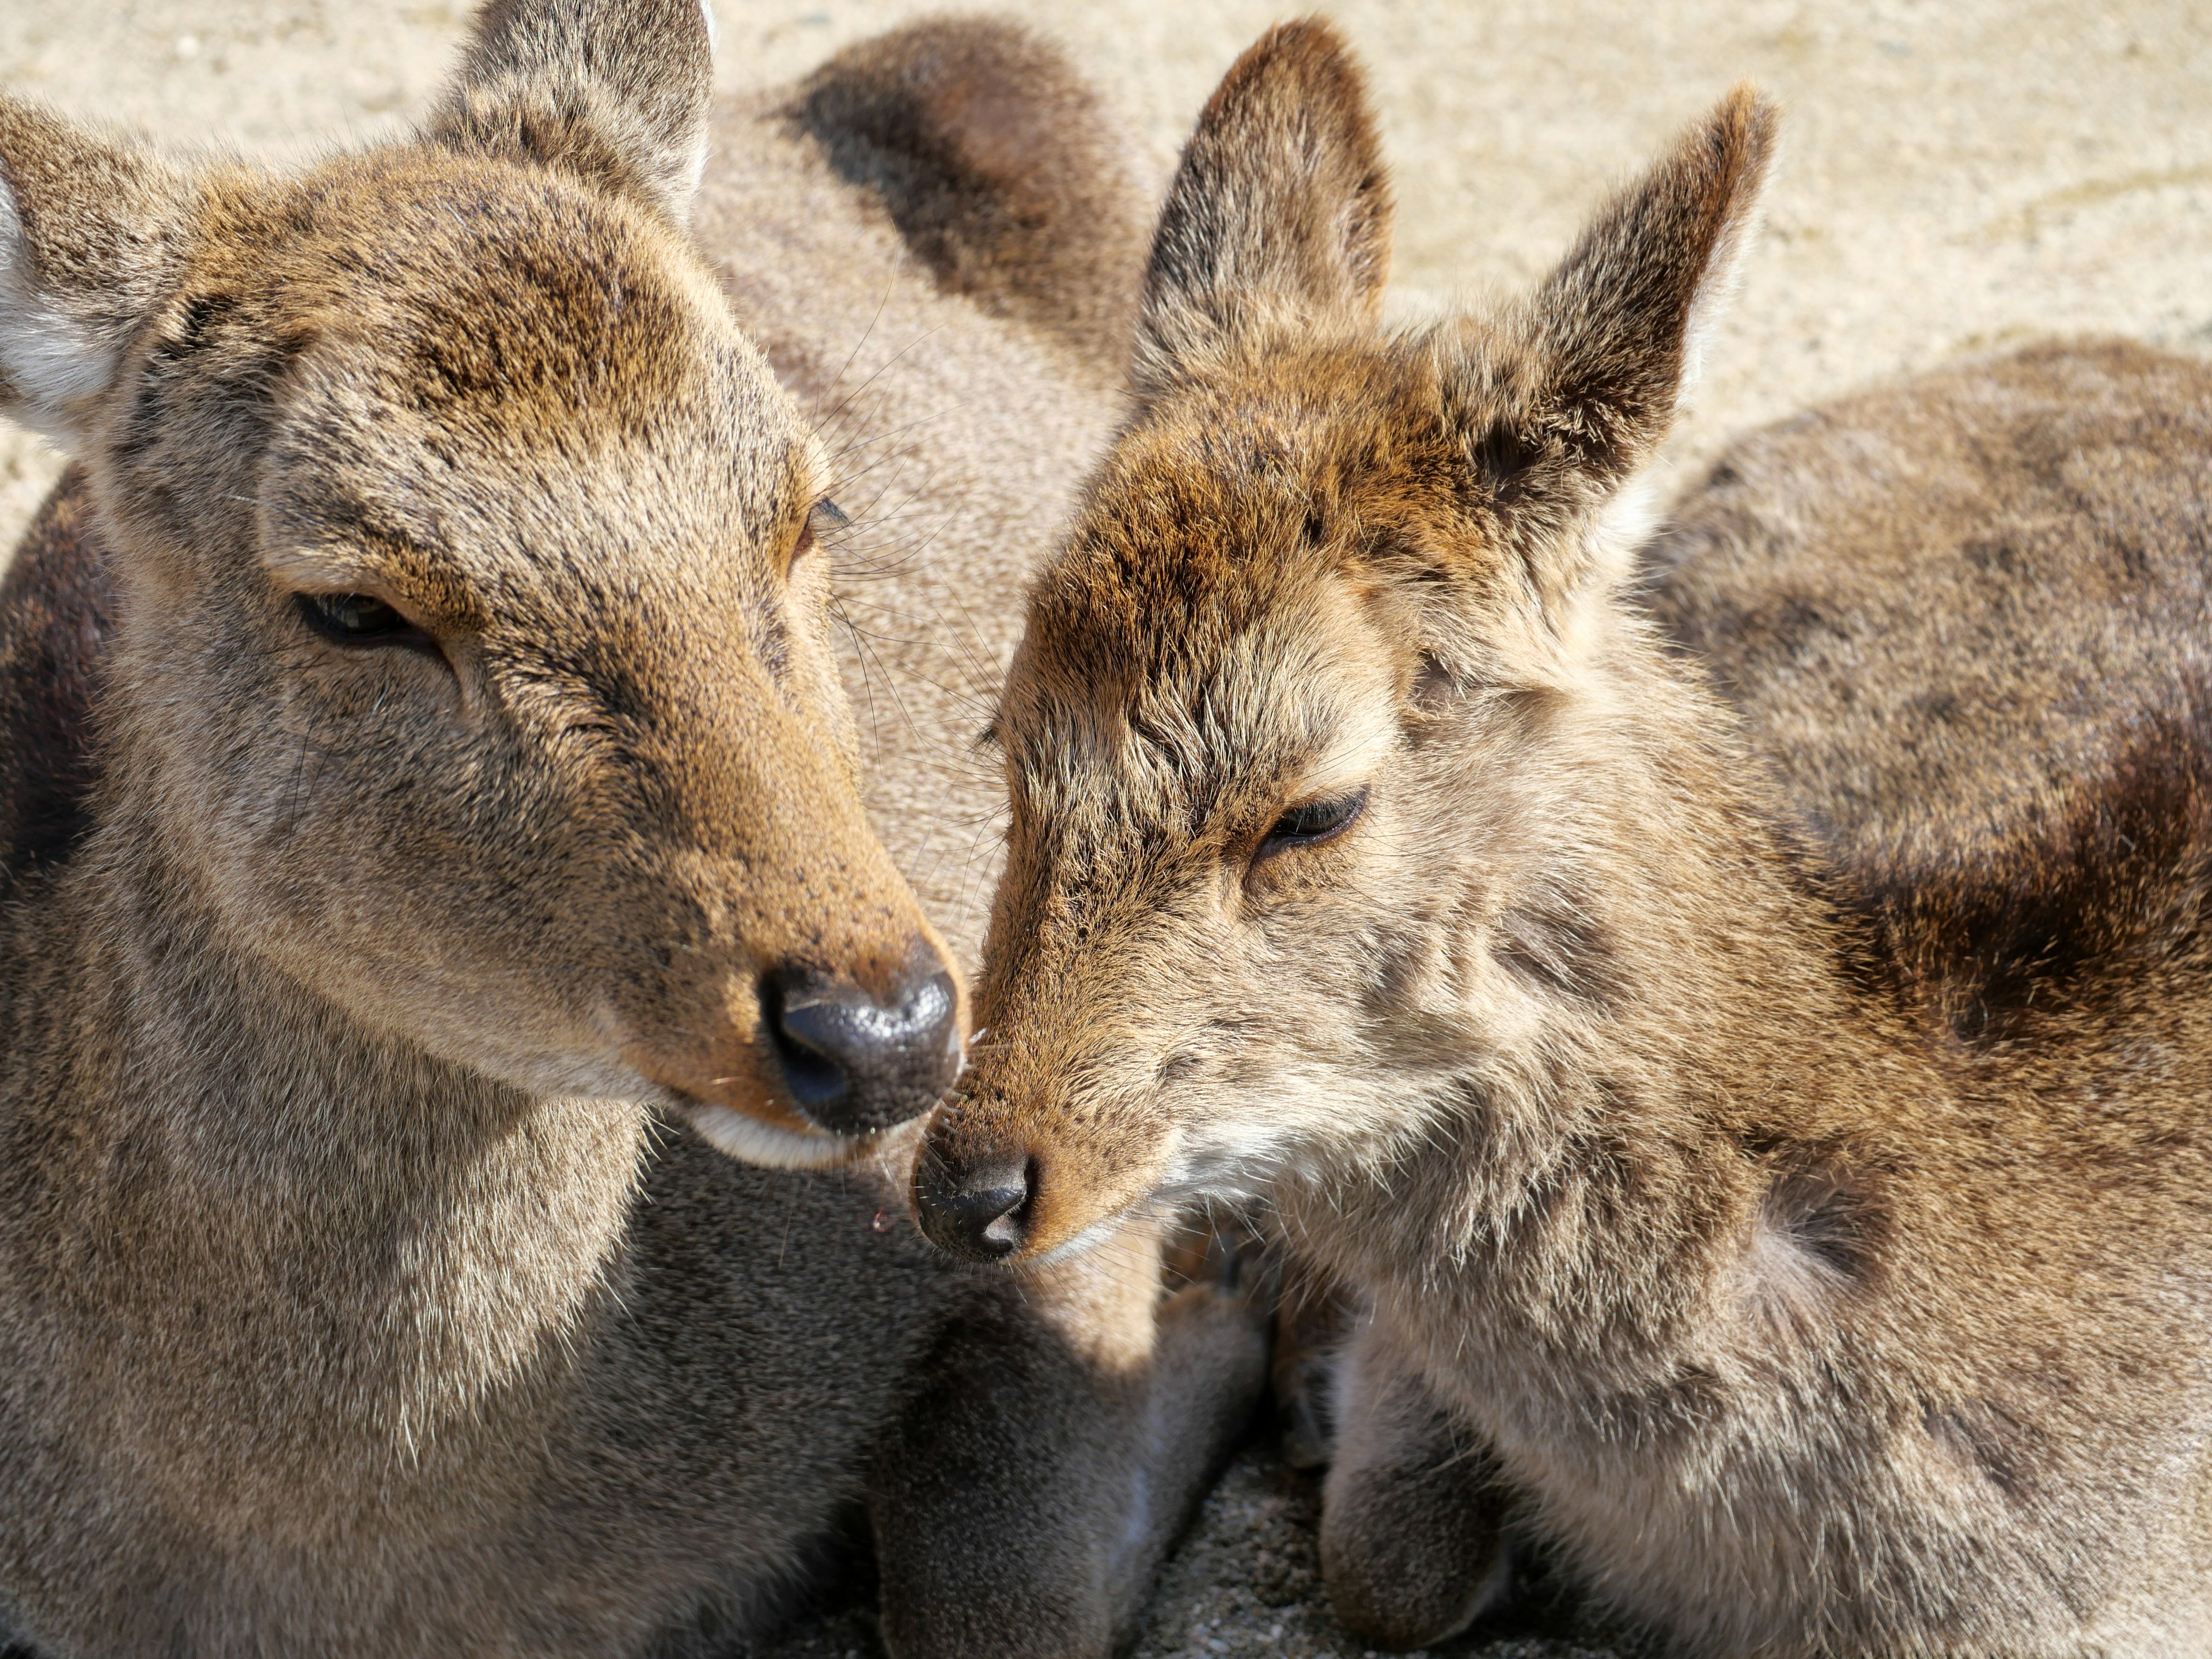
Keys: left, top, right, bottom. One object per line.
{"left": 1288, "top": 623, "right": 1934, "bottom": 1369}
{"left": 15, "top": 802, "right": 651, "bottom": 1474}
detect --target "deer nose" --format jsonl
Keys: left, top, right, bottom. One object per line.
{"left": 912, "top": 1133, "right": 1035, "bottom": 1262}
{"left": 762, "top": 955, "right": 961, "bottom": 1134}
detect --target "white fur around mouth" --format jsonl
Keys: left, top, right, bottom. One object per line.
{"left": 1028, "top": 1203, "right": 1154, "bottom": 1268}
{"left": 677, "top": 1099, "right": 869, "bottom": 1170}
{"left": 1018, "top": 1135, "right": 1285, "bottom": 1268}
{"left": 661, "top": 1086, "right": 937, "bottom": 1178}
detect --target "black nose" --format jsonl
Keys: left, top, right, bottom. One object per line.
{"left": 912, "top": 1133, "right": 1035, "bottom": 1262}
{"left": 762, "top": 955, "right": 961, "bottom": 1134}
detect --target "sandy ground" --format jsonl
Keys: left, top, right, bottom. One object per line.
{"left": 5, "top": 1, "right": 2211, "bottom": 1653}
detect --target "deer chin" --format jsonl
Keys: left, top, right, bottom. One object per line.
{"left": 671, "top": 1090, "right": 944, "bottom": 1175}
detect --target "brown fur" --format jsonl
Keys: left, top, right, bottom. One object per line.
{"left": 690, "top": 21, "right": 1158, "bottom": 971}
{"left": 0, "top": 463, "right": 108, "bottom": 877}
{"left": 1642, "top": 338, "right": 2212, "bottom": 1048}
{"left": 918, "top": 21, "right": 2212, "bottom": 1657}
{"left": 0, "top": 7, "right": 1264, "bottom": 1655}
{"left": 787, "top": 16, "right": 1149, "bottom": 374}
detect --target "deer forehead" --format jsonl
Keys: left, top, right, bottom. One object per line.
{"left": 112, "top": 151, "right": 810, "bottom": 609}
{"left": 242, "top": 215, "right": 810, "bottom": 614}
{"left": 259, "top": 372, "right": 808, "bottom": 575}
{"left": 1015, "top": 359, "right": 1461, "bottom": 789}
{"left": 282, "top": 161, "right": 770, "bottom": 427}
{"left": 1010, "top": 561, "right": 1403, "bottom": 838}
{"left": 1062, "top": 353, "right": 1486, "bottom": 613}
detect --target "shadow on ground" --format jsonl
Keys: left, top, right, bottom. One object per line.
{"left": 744, "top": 1433, "right": 1645, "bottom": 1659}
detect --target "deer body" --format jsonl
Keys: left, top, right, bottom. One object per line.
{"left": 0, "top": 7, "right": 1263, "bottom": 1655}
{"left": 916, "top": 23, "right": 2212, "bottom": 1656}
{"left": 1, "top": 954, "right": 952, "bottom": 1652}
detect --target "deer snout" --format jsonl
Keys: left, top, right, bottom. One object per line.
{"left": 761, "top": 953, "right": 963, "bottom": 1134}
{"left": 912, "top": 1129, "right": 1036, "bottom": 1262}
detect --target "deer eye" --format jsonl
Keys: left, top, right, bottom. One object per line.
{"left": 789, "top": 497, "right": 849, "bottom": 569}
{"left": 296, "top": 592, "right": 427, "bottom": 648}
{"left": 1257, "top": 787, "right": 1369, "bottom": 860}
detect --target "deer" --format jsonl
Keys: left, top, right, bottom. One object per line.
{"left": 910, "top": 18, "right": 2212, "bottom": 1656}
{"left": 0, "top": 3, "right": 1268, "bottom": 1654}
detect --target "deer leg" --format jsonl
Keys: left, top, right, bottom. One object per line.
{"left": 1319, "top": 1315, "right": 1513, "bottom": 1651}
{"left": 870, "top": 1217, "right": 1270, "bottom": 1659}
{"left": 1271, "top": 1250, "right": 1355, "bottom": 1469}
{"left": 1100, "top": 1224, "right": 1275, "bottom": 1641}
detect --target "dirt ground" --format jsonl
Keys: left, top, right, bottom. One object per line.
{"left": 5, "top": 1, "right": 2210, "bottom": 1653}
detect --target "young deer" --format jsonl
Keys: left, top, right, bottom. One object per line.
{"left": 0, "top": 5, "right": 1264, "bottom": 1654}
{"left": 914, "top": 21, "right": 2212, "bottom": 1656}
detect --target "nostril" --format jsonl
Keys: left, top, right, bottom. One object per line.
{"left": 977, "top": 1161, "right": 1036, "bottom": 1256}
{"left": 759, "top": 955, "right": 964, "bottom": 1134}
{"left": 774, "top": 1013, "right": 849, "bottom": 1106}
{"left": 770, "top": 973, "right": 854, "bottom": 1119}
{"left": 914, "top": 1143, "right": 1036, "bottom": 1263}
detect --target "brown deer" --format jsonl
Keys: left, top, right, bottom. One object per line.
{"left": 0, "top": 5, "right": 1266, "bottom": 1655}
{"left": 914, "top": 20, "right": 2212, "bottom": 1656}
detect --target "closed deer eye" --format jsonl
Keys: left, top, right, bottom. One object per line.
{"left": 1256, "top": 786, "right": 1369, "bottom": 861}
{"left": 789, "top": 497, "right": 849, "bottom": 570}
{"left": 295, "top": 592, "right": 431, "bottom": 650}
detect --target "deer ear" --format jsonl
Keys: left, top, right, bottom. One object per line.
{"left": 1132, "top": 19, "right": 1392, "bottom": 401}
{"left": 1441, "top": 87, "right": 1775, "bottom": 620}
{"left": 426, "top": 0, "right": 717, "bottom": 226}
{"left": 1520, "top": 86, "right": 1775, "bottom": 488}
{"left": 0, "top": 100, "right": 198, "bottom": 449}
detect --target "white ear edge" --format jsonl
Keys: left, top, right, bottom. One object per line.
{"left": 679, "top": 0, "right": 718, "bottom": 218}
{"left": 1554, "top": 474, "right": 1661, "bottom": 658}
{"left": 671, "top": 130, "right": 710, "bottom": 228}
{"left": 0, "top": 179, "right": 130, "bottom": 448}
{"left": 1675, "top": 142, "right": 1775, "bottom": 411}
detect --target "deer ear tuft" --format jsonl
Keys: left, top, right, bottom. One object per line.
{"left": 426, "top": 0, "right": 717, "bottom": 226}
{"left": 1132, "top": 18, "right": 1393, "bottom": 402}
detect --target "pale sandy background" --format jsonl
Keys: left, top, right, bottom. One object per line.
{"left": 4, "top": 1, "right": 2209, "bottom": 1654}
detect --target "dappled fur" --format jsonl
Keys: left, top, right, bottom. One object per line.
{"left": 1643, "top": 338, "right": 2212, "bottom": 1048}
{"left": 922, "top": 21, "right": 2212, "bottom": 1658}
{"left": 0, "top": 6, "right": 1264, "bottom": 1656}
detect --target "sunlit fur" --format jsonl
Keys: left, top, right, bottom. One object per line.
{"left": 940, "top": 21, "right": 2212, "bottom": 1658}
{"left": 0, "top": 7, "right": 1266, "bottom": 1655}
